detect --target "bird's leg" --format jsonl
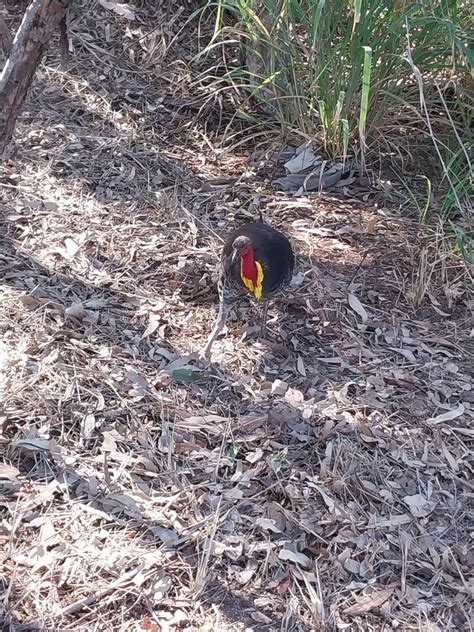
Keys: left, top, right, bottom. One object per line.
{"left": 260, "top": 298, "right": 269, "bottom": 338}
{"left": 201, "top": 297, "right": 231, "bottom": 357}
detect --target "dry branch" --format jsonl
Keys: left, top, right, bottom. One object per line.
{"left": 0, "top": 0, "right": 70, "bottom": 155}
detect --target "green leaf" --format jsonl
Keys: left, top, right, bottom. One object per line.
{"left": 358, "top": 45, "right": 372, "bottom": 161}
{"left": 171, "top": 369, "right": 202, "bottom": 383}
{"left": 352, "top": 0, "right": 362, "bottom": 33}
{"left": 229, "top": 444, "right": 242, "bottom": 458}
{"left": 340, "top": 118, "right": 349, "bottom": 162}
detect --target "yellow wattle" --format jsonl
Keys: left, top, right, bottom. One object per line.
{"left": 241, "top": 260, "right": 264, "bottom": 299}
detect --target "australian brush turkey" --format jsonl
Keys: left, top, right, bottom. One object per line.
{"left": 202, "top": 216, "right": 295, "bottom": 356}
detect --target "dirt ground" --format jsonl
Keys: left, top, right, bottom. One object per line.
{"left": 0, "top": 3, "right": 472, "bottom": 631}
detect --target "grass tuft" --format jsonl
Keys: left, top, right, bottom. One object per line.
{"left": 193, "top": 0, "right": 472, "bottom": 232}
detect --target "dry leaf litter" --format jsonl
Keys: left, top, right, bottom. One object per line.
{"left": 0, "top": 2, "right": 473, "bottom": 631}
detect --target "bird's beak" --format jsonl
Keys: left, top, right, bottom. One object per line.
{"left": 230, "top": 249, "right": 240, "bottom": 265}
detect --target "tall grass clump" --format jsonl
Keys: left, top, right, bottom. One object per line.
{"left": 193, "top": 0, "right": 472, "bottom": 217}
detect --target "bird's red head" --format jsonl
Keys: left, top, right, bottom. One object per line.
{"left": 232, "top": 235, "right": 253, "bottom": 256}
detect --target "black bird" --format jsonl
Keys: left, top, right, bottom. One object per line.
{"left": 202, "top": 216, "right": 295, "bottom": 356}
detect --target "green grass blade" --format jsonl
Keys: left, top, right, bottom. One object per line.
{"left": 358, "top": 45, "right": 372, "bottom": 165}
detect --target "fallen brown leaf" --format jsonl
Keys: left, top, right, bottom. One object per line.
{"left": 343, "top": 587, "right": 394, "bottom": 616}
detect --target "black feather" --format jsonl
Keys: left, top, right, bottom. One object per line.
{"left": 202, "top": 219, "right": 295, "bottom": 355}
{"left": 222, "top": 221, "right": 295, "bottom": 296}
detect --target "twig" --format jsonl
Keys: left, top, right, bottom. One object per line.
{"left": 55, "top": 563, "right": 144, "bottom": 617}
{"left": 346, "top": 247, "right": 373, "bottom": 288}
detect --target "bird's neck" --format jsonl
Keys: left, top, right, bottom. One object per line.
{"left": 240, "top": 249, "right": 258, "bottom": 284}
{"left": 240, "top": 249, "right": 264, "bottom": 299}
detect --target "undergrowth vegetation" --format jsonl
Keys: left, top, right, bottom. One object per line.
{"left": 194, "top": 0, "right": 472, "bottom": 247}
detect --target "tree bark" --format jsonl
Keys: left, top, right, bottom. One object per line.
{"left": 0, "top": 0, "right": 70, "bottom": 156}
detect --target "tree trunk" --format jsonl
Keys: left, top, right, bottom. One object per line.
{"left": 0, "top": 0, "right": 69, "bottom": 156}
{"left": 0, "top": 14, "right": 13, "bottom": 54}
